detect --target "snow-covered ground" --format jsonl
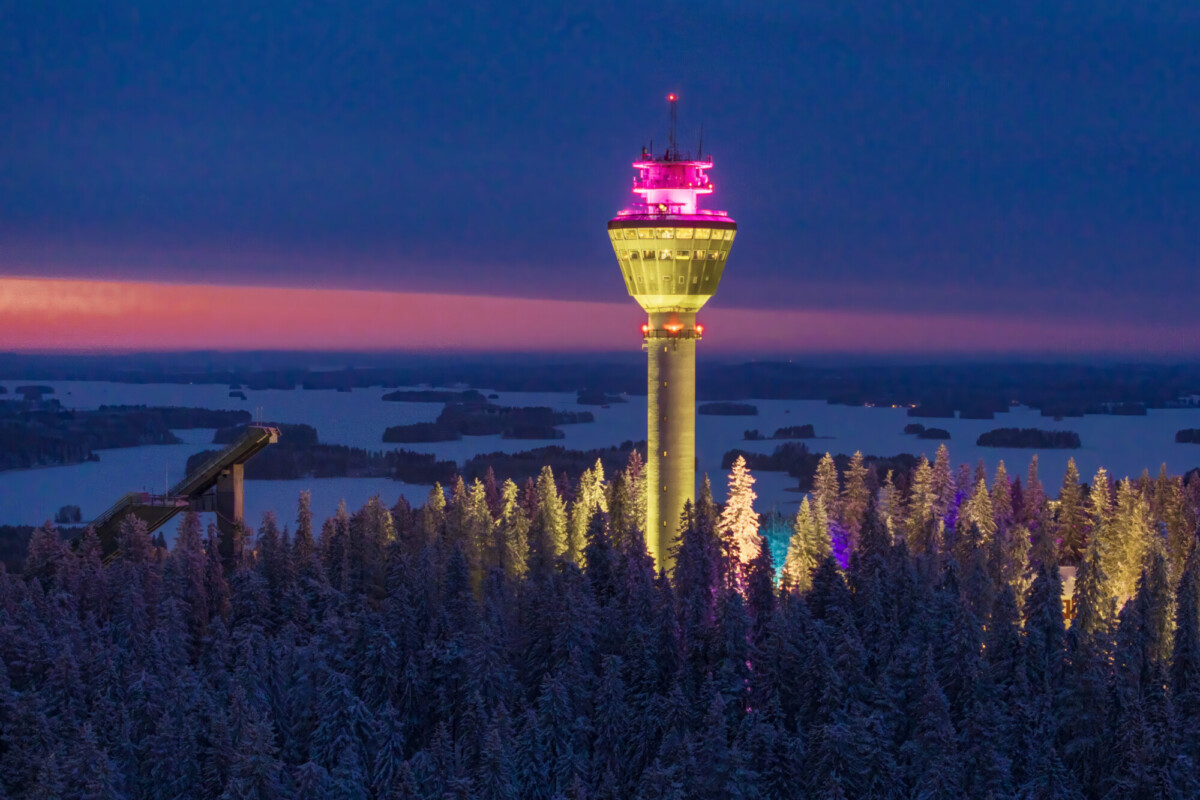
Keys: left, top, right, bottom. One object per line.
{"left": 3, "top": 380, "right": 1200, "bottom": 534}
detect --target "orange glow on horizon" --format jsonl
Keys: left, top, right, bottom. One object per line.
{"left": 0, "top": 277, "right": 1196, "bottom": 356}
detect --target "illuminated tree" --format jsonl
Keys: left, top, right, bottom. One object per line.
{"left": 465, "top": 478, "right": 494, "bottom": 589}
{"left": 625, "top": 450, "right": 647, "bottom": 539}
{"left": 567, "top": 460, "right": 607, "bottom": 565}
{"left": 498, "top": 479, "right": 530, "bottom": 581}
{"left": 905, "top": 456, "right": 938, "bottom": 555}
{"left": 930, "top": 444, "right": 956, "bottom": 523}
{"left": 718, "top": 455, "right": 760, "bottom": 587}
{"left": 782, "top": 497, "right": 831, "bottom": 593}
{"left": 420, "top": 483, "right": 446, "bottom": 544}
{"left": 877, "top": 469, "right": 899, "bottom": 536}
{"left": 838, "top": 451, "right": 870, "bottom": 547}
{"left": 1106, "top": 478, "right": 1152, "bottom": 606}
{"left": 1055, "top": 459, "right": 1087, "bottom": 565}
{"left": 1152, "top": 465, "right": 1192, "bottom": 579}
{"left": 959, "top": 478, "right": 996, "bottom": 555}
{"left": 813, "top": 453, "right": 840, "bottom": 524}
{"left": 529, "top": 466, "right": 567, "bottom": 570}
{"left": 1088, "top": 468, "right": 1112, "bottom": 532}
{"left": 990, "top": 460, "right": 1013, "bottom": 533}
{"left": 606, "top": 469, "right": 634, "bottom": 549}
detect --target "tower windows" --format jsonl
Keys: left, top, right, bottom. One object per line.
{"left": 707, "top": 251, "right": 718, "bottom": 260}
{"left": 658, "top": 228, "right": 674, "bottom": 239}
{"left": 694, "top": 228, "right": 710, "bottom": 239}
{"left": 623, "top": 229, "right": 637, "bottom": 239}
{"left": 643, "top": 250, "right": 656, "bottom": 260}
{"left": 658, "top": 249, "right": 672, "bottom": 260}
{"left": 675, "top": 250, "right": 689, "bottom": 259}
{"left": 676, "top": 228, "right": 693, "bottom": 239}
{"left": 637, "top": 229, "right": 653, "bottom": 239}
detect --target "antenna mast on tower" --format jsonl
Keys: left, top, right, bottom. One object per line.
{"left": 667, "top": 93, "right": 678, "bottom": 159}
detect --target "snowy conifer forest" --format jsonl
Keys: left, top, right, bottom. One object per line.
{"left": 3, "top": 445, "right": 1200, "bottom": 798}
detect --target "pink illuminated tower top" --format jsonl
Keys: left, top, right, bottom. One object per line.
{"left": 614, "top": 94, "right": 735, "bottom": 222}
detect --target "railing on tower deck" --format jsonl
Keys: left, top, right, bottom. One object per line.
{"left": 615, "top": 207, "right": 731, "bottom": 218}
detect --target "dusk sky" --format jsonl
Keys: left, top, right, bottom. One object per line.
{"left": 3, "top": 2, "right": 1200, "bottom": 353}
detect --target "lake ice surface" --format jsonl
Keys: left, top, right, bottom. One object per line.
{"left": 2, "top": 380, "right": 1199, "bottom": 537}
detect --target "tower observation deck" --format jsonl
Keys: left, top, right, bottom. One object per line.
{"left": 607, "top": 94, "right": 737, "bottom": 570}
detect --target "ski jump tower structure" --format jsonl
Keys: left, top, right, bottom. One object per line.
{"left": 607, "top": 94, "right": 737, "bottom": 569}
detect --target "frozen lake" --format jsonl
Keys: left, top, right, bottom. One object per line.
{"left": 3, "top": 380, "right": 1200, "bottom": 532}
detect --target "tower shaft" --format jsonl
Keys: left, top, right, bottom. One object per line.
{"left": 645, "top": 311, "right": 697, "bottom": 567}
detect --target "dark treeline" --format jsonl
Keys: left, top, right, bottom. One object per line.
{"left": 183, "top": 440, "right": 645, "bottom": 489}
{"left": 697, "top": 402, "right": 758, "bottom": 416}
{"left": 99, "top": 406, "right": 252, "bottom": 430}
{"left": 4, "top": 444, "right": 1200, "bottom": 798}
{"left": 381, "top": 390, "right": 488, "bottom": 404}
{"left": 459, "top": 442, "right": 645, "bottom": 485}
{"left": 184, "top": 445, "right": 452, "bottom": 484}
{"left": 744, "top": 425, "right": 816, "bottom": 441}
{"left": 576, "top": 390, "right": 627, "bottom": 406}
{"left": 0, "top": 403, "right": 180, "bottom": 471}
{"left": 0, "top": 403, "right": 252, "bottom": 472}
{"left": 977, "top": 428, "right": 1082, "bottom": 449}
{"left": 723, "top": 442, "right": 922, "bottom": 492}
{"left": 903, "top": 423, "right": 951, "bottom": 440}
{"left": 11, "top": 356, "right": 1200, "bottom": 415}
{"left": 384, "top": 403, "right": 594, "bottom": 444}
{"left": 1178, "top": 429, "right": 1200, "bottom": 444}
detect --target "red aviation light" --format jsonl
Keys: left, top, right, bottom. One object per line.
{"left": 668, "top": 93, "right": 677, "bottom": 101}
{"left": 641, "top": 323, "right": 649, "bottom": 334}
{"left": 695, "top": 324, "right": 704, "bottom": 335}
{"left": 664, "top": 323, "right": 683, "bottom": 333}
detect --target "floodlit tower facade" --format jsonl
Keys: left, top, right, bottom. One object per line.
{"left": 607, "top": 94, "right": 737, "bottom": 569}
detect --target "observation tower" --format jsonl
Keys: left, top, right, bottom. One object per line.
{"left": 607, "top": 94, "right": 737, "bottom": 569}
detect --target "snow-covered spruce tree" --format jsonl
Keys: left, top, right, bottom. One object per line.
{"left": 877, "top": 469, "right": 899, "bottom": 537}
{"left": 781, "top": 497, "right": 830, "bottom": 594}
{"left": 420, "top": 482, "right": 446, "bottom": 544}
{"left": 1055, "top": 458, "right": 1087, "bottom": 565}
{"left": 991, "top": 459, "right": 1014, "bottom": 533}
{"left": 813, "top": 452, "right": 840, "bottom": 526}
{"left": 718, "top": 455, "right": 760, "bottom": 591}
{"left": 930, "top": 443, "right": 956, "bottom": 524}
{"left": 840, "top": 451, "right": 870, "bottom": 550}
{"left": 567, "top": 460, "right": 606, "bottom": 567}
{"left": 498, "top": 479, "right": 530, "bottom": 582}
{"left": 529, "top": 465, "right": 567, "bottom": 570}
{"left": 1172, "top": 530, "right": 1200, "bottom": 763}
{"left": 905, "top": 456, "right": 937, "bottom": 555}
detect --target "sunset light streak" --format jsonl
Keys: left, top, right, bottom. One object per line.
{"left": 1, "top": 277, "right": 1197, "bottom": 356}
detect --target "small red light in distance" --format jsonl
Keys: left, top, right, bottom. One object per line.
{"left": 668, "top": 93, "right": 677, "bottom": 101}
{"left": 696, "top": 324, "right": 704, "bottom": 334}
{"left": 641, "top": 324, "right": 649, "bottom": 333}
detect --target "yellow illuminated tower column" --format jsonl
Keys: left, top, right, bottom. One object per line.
{"left": 607, "top": 94, "right": 737, "bottom": 570}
